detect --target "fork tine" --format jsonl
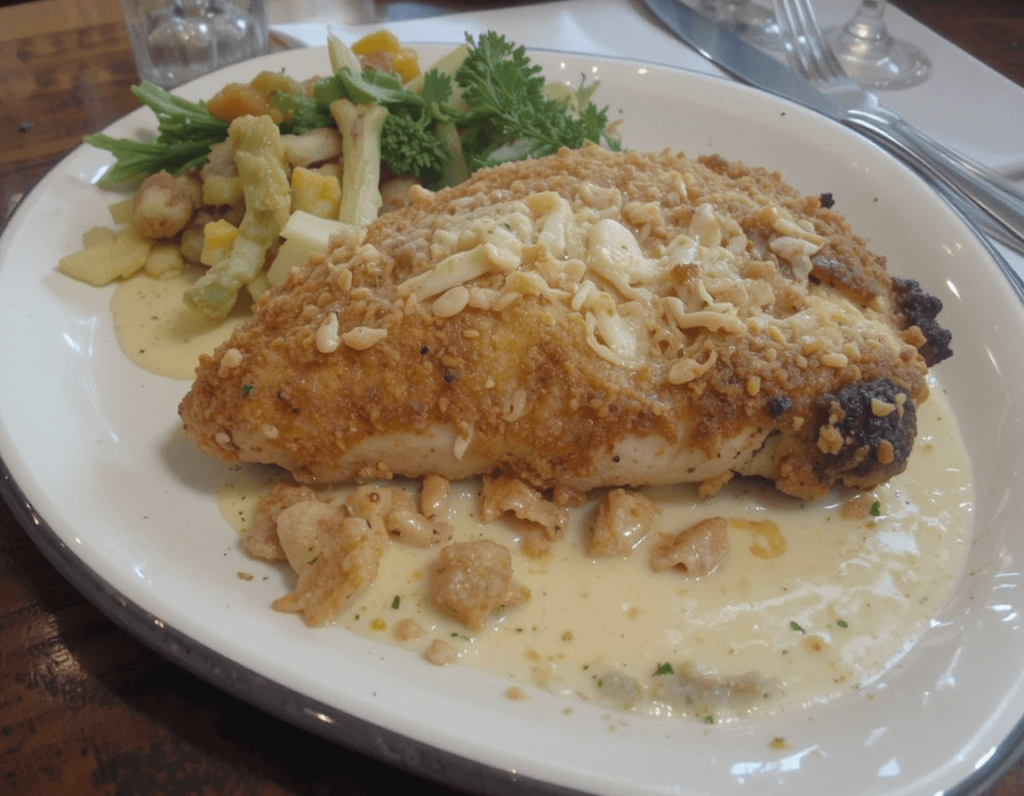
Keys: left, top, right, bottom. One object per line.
{"left": 771, "top": 0, "right": 850, "bottom": 87}
{"left": 794, "top": 0, "right": 848, "bottom": 82}
{"left": 771, "top": 0, "right": 811, "bottom": 80}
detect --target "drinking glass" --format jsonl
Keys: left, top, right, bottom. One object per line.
{"left": 119, "top": 0, "right": 269, "bottom": 89}
{"left": 825, "top": 0, "right": 931, "bottom": 90}
{"left": 695, "top": 0, "right": 780, "bottom": 50}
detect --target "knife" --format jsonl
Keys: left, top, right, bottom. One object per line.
{"left": 639, "top": 0, "right": 1024, "bottom": 256}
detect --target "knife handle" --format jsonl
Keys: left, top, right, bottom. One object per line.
{"left": 844, "top": 109, "right": 1024, "bottom": 255}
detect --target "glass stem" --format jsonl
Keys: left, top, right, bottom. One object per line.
{"left": 844, "top": 0, "right": 890, "bottom": 44}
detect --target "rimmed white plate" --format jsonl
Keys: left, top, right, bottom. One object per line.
{"left": 2, "top": 44, "right": 1024, "bottom": 796}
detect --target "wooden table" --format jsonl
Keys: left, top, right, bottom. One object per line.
{"left": 2, "top": 0, "right": 1023, "bottom": 793}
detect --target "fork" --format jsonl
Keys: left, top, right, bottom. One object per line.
{"left": 771, "top": 0, "right": 1024, "bottom": 255}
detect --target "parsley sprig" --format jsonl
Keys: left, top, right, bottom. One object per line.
{"left": 86, "top": 82, "right": 229, "bottom": 187}
{"left": 455, "top": 32, "right": 620, "bottom": 169}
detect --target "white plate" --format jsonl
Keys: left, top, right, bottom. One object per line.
{"left": 2, "top": 45, "right": 1024, "bottom": 796}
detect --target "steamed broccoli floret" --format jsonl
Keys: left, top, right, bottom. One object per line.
{"left": 380, "top": 114, "right": 450, "bottom": 186}
{"left": 274, "top": 92, "right": 334, "bottom": 134}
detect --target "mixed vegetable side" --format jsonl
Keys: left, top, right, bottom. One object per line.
{"left": 60, "top": 31, "right": 621, "bottom": 318}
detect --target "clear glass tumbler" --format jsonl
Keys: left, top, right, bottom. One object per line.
{"left": 119, "top": 0, "right": 269, "bottom": 89}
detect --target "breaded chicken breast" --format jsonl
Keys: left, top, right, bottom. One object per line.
{"left": 178, "top": 146, "right": 951, "bottom": 500}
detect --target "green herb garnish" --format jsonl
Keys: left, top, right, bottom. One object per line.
{"left": 655, "top": 662, "right": 675, "bottom": 676}
{"left": 790, "top": 621, "right": 805, "bottom": 634}
{"left": 86, "top": 82, "right": 229, "bottom": 187}
{"left": 836, "top": 619, "right": 849, "bottom": 628}
{"left": 391, "top": 595, "right": 401, "bottom": 610}
{"left": 870, "top": 500, "right": 882, "bottom": 516}
{"left": 453, "top": 31, "right": 621, "bottom": 171}
{"left": 313, "top": 33, "right": 619, "bottom": 187}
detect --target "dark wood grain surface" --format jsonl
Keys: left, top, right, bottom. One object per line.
{"left": 2, "top": 0, "right": 1023, "bottom": 794}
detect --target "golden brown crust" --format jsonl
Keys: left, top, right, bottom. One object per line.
{"left": 179, "top": 146, "right": 946, "bottom": 498}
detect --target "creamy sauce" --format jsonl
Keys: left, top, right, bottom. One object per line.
{"left": 217, "top": 380, "right": 972, "bottom": 722}
{"left": 111, "top": 266, "right": 972, "bottom": 723}
{"left": 112, "top": 267, "right": 249, "bottom": 379}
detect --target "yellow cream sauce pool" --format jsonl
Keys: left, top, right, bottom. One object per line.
{"left": 114, "top": 270, "right": 973, "bottom": 722}
{"left": 112, "top": 267, "right": 248, "bottom": 379}
{"left": 219, "top": 378, "right": 971, "bottom": 722}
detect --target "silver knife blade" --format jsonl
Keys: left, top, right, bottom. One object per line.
{"left": 640, "top": 0, "right": 846, "bottom": 118}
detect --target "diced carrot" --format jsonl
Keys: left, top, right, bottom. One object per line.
{"left": 391, "top": 48, "right": 421, "bottom": 83}
{"left": 351, "top": 30, "right": 421, "bottom": 82}
{"left": 250, "top": 70, "right": 302, "bottom": 100}
{"left": 352, "top": 29, "right": 402, "bottom": 55}
{"left": 206, "top": 83, "right": 273, "bottom": 122}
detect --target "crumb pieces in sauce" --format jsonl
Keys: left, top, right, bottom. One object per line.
{"left": 424, "top": 639, "right": 459, "bottom": 666}
{"left": 394, "top": 617, "right": 426, "bottom": 641}
{"left": 590, "top": 488, "right": 660, "bottom": 557}
{"left": 651, "top": 516, "right": 730, "bottom": 576}
{"left": 348, "top": 480, "right": 453, "bottom": 547}
{"left": 433, "top": 540, "right": 530, "bottom": 631}
{"left": 480, "top": 474, "right": 568, "bottom": 558}
{"left": 229, "top": 391, "right": 972, "bottom": 724}
{"left": 598, "top": 661, "right": 782, "bottom": 718}
{"left": 505, "top": 686, "right": 530, "bottom": 701}
{"left": 246, "top": 481, "right": 315, "bottom": 561}
{"left": 841, "top": 494, "right": 877, "bottom": 520}
{"left": 272, "top": 501, "right": 387, "bottom": 626}
{"left": 250, "top": 479, "right": 456, "bottom": 625}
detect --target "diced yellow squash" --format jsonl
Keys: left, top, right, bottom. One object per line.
{"left": 145, "top": 242, "right": 186, "bottom": 279}
{"left": 200, "top": 218, "right": 239, "bottom": 267}
{"left": 290, "top": 166, "right": 342, "bottom": 219}
{"left": 82, "top": 225, "right": 116, "bottom": 248}
{"left": 58, "top": 225, "right": 152, "bottom": 286}
{"left": 202, "top": 174, "right": 242, "bottom": 207}
{"left": 108, "top": 198, "right": 134, "bottom": 226}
